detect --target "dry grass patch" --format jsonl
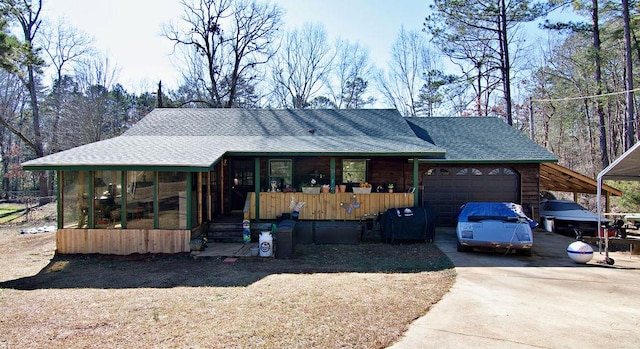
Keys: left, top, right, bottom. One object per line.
{"left": 0, "top": 224, "right": 455, "bottom": 348}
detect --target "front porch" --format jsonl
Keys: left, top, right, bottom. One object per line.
{"left": 243, "top": 192, "right": 415, "bottom": 221}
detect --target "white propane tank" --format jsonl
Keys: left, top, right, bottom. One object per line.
{"left": 567, "top": 241, "right": 593, "bottom": 264}
{"left": 259, "top": 231, "right": 273, "bottom": 257}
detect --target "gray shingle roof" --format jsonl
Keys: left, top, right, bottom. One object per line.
{"left": 406, "top": 116, "right": 557, "bottom": 162}
{"left": 124, "top": 108, "right": 419, "bottom": 137}
{"left": 23, "top": 110, "right": 557, "bottom": 170}
{"left": 23, "top": 109, "right": 446, "bottom": 170}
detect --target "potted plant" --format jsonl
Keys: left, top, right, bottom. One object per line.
{"left": 301, "top": 179, "right": 320, "bottom": 194}
{"left": 353, "top": 182, "right": 372, "bottom": 194}
{"left": 387, "top": 183, "right": 394, "bottom": 193}
{"left": 321, "top": 184, "right": 330, "bottom": 193}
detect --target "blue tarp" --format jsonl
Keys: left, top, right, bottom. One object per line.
{"left": 457, "top": 202, "right": 538, "bottom": 228}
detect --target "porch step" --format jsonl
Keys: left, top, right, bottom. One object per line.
{"left": 207, "top": 222, "right": 244, "bottom": 243}
{"left": 207, "top": 221, "right": 275, "bottom": 243}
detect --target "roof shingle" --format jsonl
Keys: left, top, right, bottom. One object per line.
{"left": 23, "top": 110, "right": 557, "bottom": 170}
{"left": 406, "top": 117, "right": 557, "bottom": 162}
{"left": 23, "top": 109, "right": 446, "bottom": 170}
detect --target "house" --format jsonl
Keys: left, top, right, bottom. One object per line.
{"left": 23, "top": 108, "right": 559, "bottom": 255}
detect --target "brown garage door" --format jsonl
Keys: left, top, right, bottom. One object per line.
{"left": 423, "top": 166, "right": 520, "bottom": 226}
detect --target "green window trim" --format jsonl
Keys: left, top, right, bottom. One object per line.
{"left": 268, "top": 159, "right": 293, "bottom": 191}
{"left": 342, "top": 159, "right": 368, "bottom": 184}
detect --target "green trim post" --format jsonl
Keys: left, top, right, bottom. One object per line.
{"left": 413, "top": 158, "right": 419, "bottom": 207}
{"left": 120, "top": 171, "right": 126, "bottom": 228}
{"left": 88, "top": 172, "right": 94, "bottom": 228}
{"left": 186, "top": 173, "right": 193, "bottom": 229}
{"left": 254, "top": 158, "right": 261, "bottom": 222}
{"left": 330, "top": 158, "right": 336, "bottom": 193}
{"left": 153, "top": 172, "right": 159, "bottom": 229}
{"left": 56, "top": 171, "right": 62, "bottom": 229}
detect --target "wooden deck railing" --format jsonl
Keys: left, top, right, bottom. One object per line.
{"left": 244, "top": 192, "right": 415, "bottom": 221}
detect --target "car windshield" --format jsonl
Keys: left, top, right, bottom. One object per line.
{"left": 544, "top": 201, "right": 586, "bottom": 211}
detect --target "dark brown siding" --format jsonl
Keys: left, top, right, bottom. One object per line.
{"left": 517, "top": 163, "right": 541, "bottom": 221}
{"left": 228, "top": 156, "right": 541, "bottom": 224}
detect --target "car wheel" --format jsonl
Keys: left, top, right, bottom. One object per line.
{"left": 516, "top": 249, "right": 532, "bottom": 257}
{"left": 457, "top": 240, "right": 471, "bottom": 252}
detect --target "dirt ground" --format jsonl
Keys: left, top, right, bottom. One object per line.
{"left": 0, "top": 203, "right": 456, "bottom": 348}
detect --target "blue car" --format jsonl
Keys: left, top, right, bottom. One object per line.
{"left": 456, "top": 202, "right": 535, "bottom": 256}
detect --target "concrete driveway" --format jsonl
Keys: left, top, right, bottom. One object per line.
{"left": 390, "top": 228, "right": 640, "bottom": 349}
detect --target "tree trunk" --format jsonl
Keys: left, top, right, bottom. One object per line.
{"left": 26, "top": 62, "right": 49, "bottom": 201}
{"left": 592, "top": 0, "right": 609, "bottom": 168}
{"left": 622, "top": 0, "right": 635, "bottom": 150}
{"left": 499, "top": 0, "right": 513, "bottom": 125}
{"left": 476, "top": 65, "right": 482, "bottom": 116}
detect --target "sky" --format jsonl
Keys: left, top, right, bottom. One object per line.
{"left": 45, "top": 0, "right": 432, "bottom": 94}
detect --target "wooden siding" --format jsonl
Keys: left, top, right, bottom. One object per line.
{"left": 57, "top": 228, "right": 191, "bottom": 255}
{"left": 245, "top": 192, "right": 414, "bottom": 220}
{"left": 518, "top": 163, "right": 541, "bottom": 221}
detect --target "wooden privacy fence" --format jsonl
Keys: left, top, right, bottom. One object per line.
{"left": 57, "top": 228, "right": 191, "bottom": 255}
{"left": 245, "top": 192, "right": 415, "bottom": 221}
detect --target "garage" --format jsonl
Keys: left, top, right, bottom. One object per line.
{"left": 423, "top": 166, "right": 520, "bottom": 226}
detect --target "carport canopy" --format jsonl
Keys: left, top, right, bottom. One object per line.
{"left": 597, "top": 142, "right": 640, "bottom": 182}
{"left": 540, "top": 162, "right": 621, "bottom": 197}
{"left": 597, "top": 141, "right": 640, "bottom": 214}
{"left": 596, "top": 141, "right": 640, "bottom": 250}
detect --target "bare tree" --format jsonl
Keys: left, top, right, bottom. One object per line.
{"left": 1, "top": 0, "right": 49, "bottom": 198}
{"left": 54, "top": 54, "right": 128, "bottom": 149}
{"left": 163, "top": 0, "right": 283, "bottom": 108}
{"left": 327, "top": 41, "right": 374, "bottom": 109}
{"left": 38, "top": 19, "right": 93, "bottom": 153}
{"left": 39, "top": 18, "right": 94, "bottom": 87}
{"left": 0, "top": 70, "right": 28, "bottom": 194}
{"left": 270, "top": 23, "right": 335, "bottom": 109}
{"left": 377, "top": 27, "right": 446, "bottom": 117}
{"left": 73, "top": 53, "right": 119, "bottom": 92}
{"left": 621, "top": 0, "right": 635, "bottom": 149}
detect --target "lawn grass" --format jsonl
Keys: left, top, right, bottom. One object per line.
{"left": 0, "top": 205, "right": 24, "bottom": 224}
{"left": 0, "top": 223, "right": 456, "bottom": 348}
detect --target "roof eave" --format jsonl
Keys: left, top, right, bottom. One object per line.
{"left": 225, "top": 150, "right": 447, "bottom": 157}
{"left": 22, "top": 163, "right": 218, "bottom": 172}
{"left": 420, "top": 158, "right": 558, "bottom": 164}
